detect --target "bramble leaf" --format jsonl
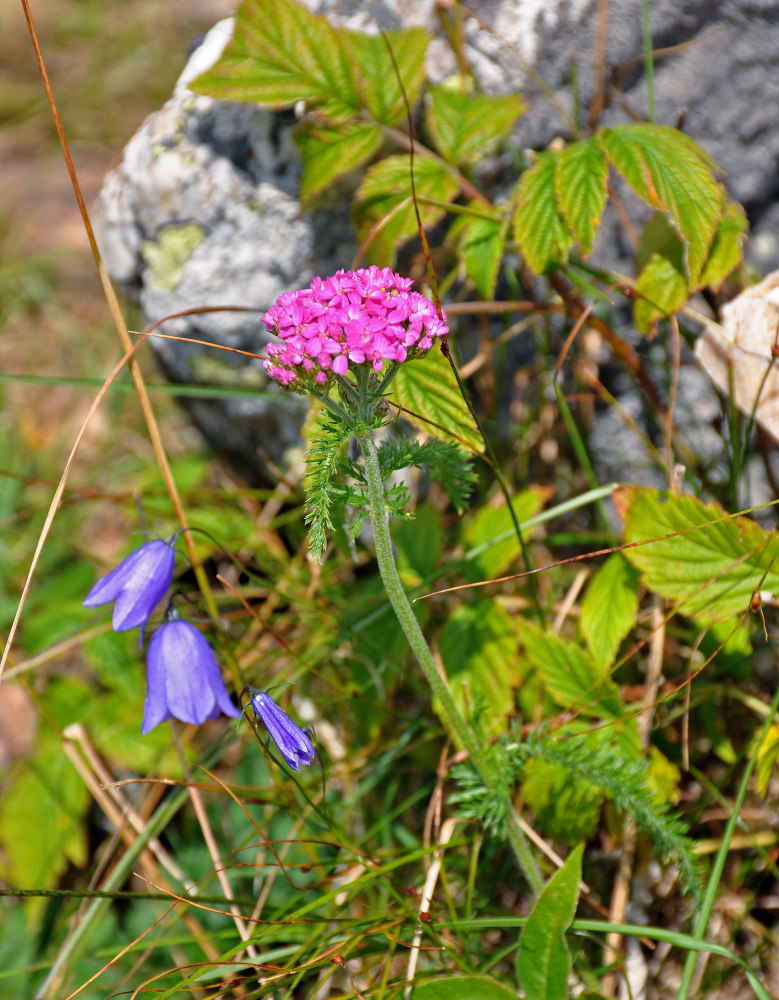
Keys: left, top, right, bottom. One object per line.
{"left": 513, "top": 150, "right": 573, "bottom": 273}
{"left": 343, "top": 27, "right": 428, "bottom": 126}
{"left": 189, "top": 0, "right": 359, "bottom": 120}
{"left": 439, "top": 599, "right": 519, "bottom": 733}
{"left": 462, "top": 488, "right": 549, "bottom": 582}
{"left": 296, "top": 121, "right": 383, "bottom": 198}
{"left": 523, "top": 759, "right": 603, "bottom": 844}
{"left": 620, "top": 486, "right": 779, "bottom": 619}
{"left": 634, "top": 213, "right": 688, "bottom": 332}
{"left": 426, "top": 85, "right": 526, "bottom": 166}
{"left": 518, "top": 844, "right": 583, "bottom": 1000}
{"left": 460, "top": 211, "right": 507, "bottom": 299}
{"left": 517, "top": 619, "right": 623, "bottom": 719}
{"left": 354, "top": 154, "right": 460, "bottom": 263}
{"left": 580, "top": 553, "right": 640, "bottom": 670}
{"left": 554, "top": 138, "right": 608, "bottom": 255}
{"left": 599, "top": 123, "right": 725, "bottom": 285}
{"left": 386, "top": 345, "right": 483, "bottom": 453}
{"left": 699, "top": 201, "right": 749, "bottom": 290}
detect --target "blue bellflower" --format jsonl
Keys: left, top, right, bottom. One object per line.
{"left": 244, "top": 687, "right": 315, "bottom": 770}
{"left": 142, "top": 618, "right": 241, "bottom": 734}
{"left": 83, "top": 538, "right": 176, "bottom": 633}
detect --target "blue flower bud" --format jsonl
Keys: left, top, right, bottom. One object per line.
{"left": 243, "top": 686, "right": 315, "bottom": 771}
{"left": 83, "top": 538, "right": 176, "bottom": 633}
{"left": 142, "top": 619, "right": 240, "bottom": 734}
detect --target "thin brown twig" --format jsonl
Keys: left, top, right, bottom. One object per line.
{"left": 586, "top": 0, "right": 610, "bottom": 131}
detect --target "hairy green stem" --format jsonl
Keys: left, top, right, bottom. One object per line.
{"left": 356, "top": 429, "right": 543, "bottom": 894}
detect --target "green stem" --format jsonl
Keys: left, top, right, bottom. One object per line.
{"left": 356, "top": 429, "right": 543, "bottom": 895}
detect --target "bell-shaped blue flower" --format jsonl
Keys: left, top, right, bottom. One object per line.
{"left": 83, "top": 538, "right": 176, "bottom": 633}
{"left": 142, "top": 618, "right": 240, "bottom": 734}
{"left": 244, "top": 686, "right": 315, "bottom": 770}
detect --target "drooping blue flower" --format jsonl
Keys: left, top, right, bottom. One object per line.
{"left": 83, "top": 538, "right": 176, "bottom": 633}
{"left": 142, "top": 617, "right": 241, "bottom": 734}
{"left": 243, "top": 686, "right": 315, "bottom": 771}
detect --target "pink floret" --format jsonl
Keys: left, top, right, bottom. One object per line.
{"left": 261, "top": 267, "right": 447, "bottom": 390}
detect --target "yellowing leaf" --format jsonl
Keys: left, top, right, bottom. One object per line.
{"left": 554, "top": 138, "right": 608, "bottom": 255}
{"left": 386, "top": 345, "right": 482, "bottom": 452}
{"left": 523, "top": 760, "right": 603, "bottom": 844}
{"left": 426, "top": 86, "right": 526, "bottom": 166}
{"left": 343, "top": 28, "right": 428, "bottom": 126}
{"left": 600, "top": 124, "right": 725, "bottom": 286}
{"left": 462, "top": 488, "right": 549, "bottom": 582}
{"left": 635, "top": 252, "right": 688, "bottom": 333}
{"left": 517, "top": 619, "right": 623, "bottom": 719}
{"left": 354, "top": 154, "right": 460, "bottom": 263}
{"left": 621, "top": 486, "right": 779, "bottom": 620}
{"left": 461, "top": 212, "right": 507, "bottom": 300}
{"left": 190, "top": 0, "right": 359, "bottom": 120}
{"left": 513, "top": 151, "right": 572, "bottom": 273}
{"left": 580, "top": 553, "right": 640, "bottom": 670}
{"left": 699, "top": 201, "right": 749, "bottom": 290}
{"left": 438, "top": 599, "right": 519, "bottom": 733}
{"left": 296, "top": 121, "right": 383, "bottom": 198}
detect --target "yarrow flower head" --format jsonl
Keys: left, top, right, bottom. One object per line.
{"left": 242, "top": 685, "right": 315, "bottom": 771}
{"left": 261, "top": 266, "right": 448, "bottom": 391}
{"left": 83, "top": 538, "right": 176, "bottom": 634}
{"left": 142, "top": 616, "right": 240, "bottom": 734}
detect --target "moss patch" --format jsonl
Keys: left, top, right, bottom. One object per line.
{"left": 140, "top": 221, "right": 206, "bottom": 292}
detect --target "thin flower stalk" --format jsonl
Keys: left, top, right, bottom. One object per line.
{"left": 356, "top": 429, "right": 543, "bottom": 893}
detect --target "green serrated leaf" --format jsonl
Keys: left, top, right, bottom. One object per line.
{"left": 522, "top": 726, "right": 700, "bottom": 896}
{"left": 462, "top": 488, "right": 548, "bottom": 582}
{"left": 634, "top": 212, "right": 688, "bottom": 332}
{"left": 699, "top": 201, "right": 748, "bottom": 290}
{"left": 296, "top": 121, "right": 383, "bottom": 198}
{"left": 621, "top": 486, "right": 779, "bottom": 620}
{"left": 518, "top": 844, "right": 583, "bottom": 1000}
{"left": 599, "top": 123, "right": 725, "bottom": 285}
{"left": 426, "top": 85, "right": 526, "bottom": 166}
{"left": 554, "top": 138, "right": 608, "bottom": 255}
{"left": 386, "top": 347, "right": 483, "bottom": 453}
{"left": 412, "top": 976, "right": 519, "bottom": 1000}
{"left": 513, "top": 150, "right": 573, "bottom": 273}
{"left": 580, "top": 553, "right": 640, "bottom": 670}
{"left": 343, "top": 27, "right": 428, "bottom": 125}
{"left": 461, "top": 211, "right": 506, "bottom": 299}
{"left": 438, "top": 599, "right": 519, "bottom": 734}
{"left": 523, "top": 759, "right": 603, "bottom": 844}
{"left": 635, "top": 250, "right": 688, "bottom": 332}
{"left": 354, "top": 154, "right": 460, "bottom": 263}
{"left": 189, "top": 0, "right": 358, "bottom": 119}
{"left": 517, "top": 619, "right": 623, "bottom": 719}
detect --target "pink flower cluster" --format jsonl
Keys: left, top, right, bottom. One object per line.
{"left": 261, "top": 266, "right": 448, "bottom": 389}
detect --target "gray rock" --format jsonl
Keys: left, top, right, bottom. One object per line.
{"left": 94, "top": 18, "right": 356, "bottom": 483}
{"left": 94, "top": 1, "right": 779, "bottom": 484}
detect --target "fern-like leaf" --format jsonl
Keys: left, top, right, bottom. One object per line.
{"left": 452, "top": 726, "right": 701, "bottom": 898}
{"left": 304, "top": 412, "right": 353, "bottom": 561}
{"left": 516, "top": 729, "right": 701, "bottom": 898}
{"left": 378, "top": 437, "right": 477, "bottom": 513}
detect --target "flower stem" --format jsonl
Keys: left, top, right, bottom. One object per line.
{"left": 356, "top": 429, "right": 543, "bottom": 894}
